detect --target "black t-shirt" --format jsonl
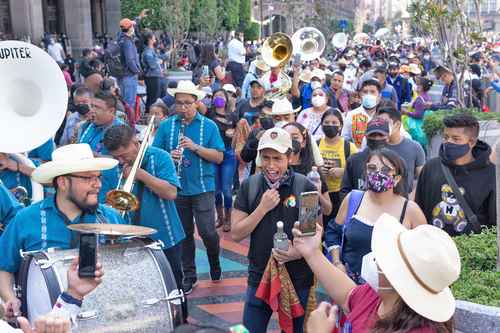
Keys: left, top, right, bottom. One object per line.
{"left": 206, "top": 109, "right": 238, "bottom": 147}
{"left": 233, "top": 171, "right": 317, "bottom": 290}
{"left": 237, "top": 99, "right": 263, "bottom": 127}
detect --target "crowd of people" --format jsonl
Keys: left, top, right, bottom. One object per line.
{"left": 0, "top": 7, "right": 499, "bottom": 333}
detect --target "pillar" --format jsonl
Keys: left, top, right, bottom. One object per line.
{"left": 104, "top": 0, "right": 121, "bottom": 39}
{"left": 62, "top": 0, "right": 92, "bottom": 56}
{"left": 9, "top": 0, "right": 44, "bottom": 43}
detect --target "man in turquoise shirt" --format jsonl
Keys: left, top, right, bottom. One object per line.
{"left": 0, "top": 153, "right": 35, "bottom": 200}
{"left": 28, "top": 138, "right": 56, "bottom": 165}
{"left": 0, "top": 143, "right": 123, "bottom": 317}
{"left": 102, "top": 124, "right": 187, "bottom": 320}
{"left": 78, "top": 91, "right": 125, "bottom": 156}
{"left": 153, "top": 80, "right": 224, "bottom": 294}
{"left": 0, "top": 181, "right": 22, "bottom": 234}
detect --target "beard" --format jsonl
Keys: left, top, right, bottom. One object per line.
{"left": 68, "top": 186, "right": 99, "bottom": 214}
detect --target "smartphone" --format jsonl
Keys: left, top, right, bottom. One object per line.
{"left": 298, "top": 191, "right": 319, "bottom": 236}
{"left": 78, "top": 233, "right": 97, "bottom": 278}
{"left": 202, "top": 65, "right": 209, "bottom": 77}
{"left": 293, "top": 53, "right": 301, "bottom": 66}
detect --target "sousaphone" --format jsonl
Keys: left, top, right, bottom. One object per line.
{"left": 291, "top": 27, "right": 325, "bottom": 62}
{"left": 0, "top": 41, "right": 68, "bottom": 203}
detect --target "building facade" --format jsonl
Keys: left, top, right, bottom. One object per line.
{"left": 0, "top": 0, "right": 121, "bottom": 56}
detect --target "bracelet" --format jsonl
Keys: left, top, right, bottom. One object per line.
{"left": 60, "top": 291, "right": 83, "bottom": 307}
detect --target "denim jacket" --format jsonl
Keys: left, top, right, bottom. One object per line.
{"left": 141, "top": 46, "right": 162, "bottom": 77}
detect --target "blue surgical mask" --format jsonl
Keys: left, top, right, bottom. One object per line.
{"left": 442, "top": 142, "right": 470, "bottom": 161}
{"left": 362, "top": 94, "right": 378, "bottom": 109}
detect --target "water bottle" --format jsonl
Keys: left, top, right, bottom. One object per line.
{"left": 273, "top": 221, "right": 289, "bottom": 251}
{"left": 307, "top": 166, "right": 321, "bottom": 190}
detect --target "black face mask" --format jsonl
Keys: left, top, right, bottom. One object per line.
{"left": 291, "top": 139, "right": 302, "bottom": 154}
{"left": 339, "top": 64, "right": 347, "bottom": 71}
{"left": 75, "top": 104, "right": 90, "bottom": 116}
{"left": 260, "top": 117, "right": 274, "bottom": 130}
{"left": 367, "top": 138, "right": 387, "bottom": 150}
{"left": 350, "top": 102, "right": 361, "bottom": 110}
{"left": 322, "top": 125, "right": 339, "bottom": 138}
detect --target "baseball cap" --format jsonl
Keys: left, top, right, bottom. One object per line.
{"left": 366, "top": 117, "right": 390, "bottom": 136}
{"left": 257, "top": 128, "right": 292, "bottom": 154}
{"left": 250, "top": 78, "right": 266, "bottom": 88}
{"left": 120, "top": 18, "right": 136, "bottom": 30}
{"left": 222, "top": 84, "right": 237, "bottom": 95}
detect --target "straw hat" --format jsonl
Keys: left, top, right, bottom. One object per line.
{"left": 167, "top": 80, "right": 206, "bottom": 101}
{"left": 372, "top": 214, "right": 461, "bottom": 323}
{"left": 409, "top": 63, "right": 422, "bottom": 75}
{"left": 311, "top": 68, "right": 326, "bottom": 81}
{"left": 262, "top": 98, "right": 301, "bottom": 116}
{"left": 32, "top": 144, "right": 118, "bottom": 184}
{"left": 254, "top": 58, "right": 270, "bottom": 72}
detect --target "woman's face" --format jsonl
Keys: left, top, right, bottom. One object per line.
{"left": 213, "top": 91, "right": 226, "bottom": 101}
{"left": 366, "top": 155, "right": 397, "bottom": 178}
{"left": 284, "top": 125, "right": 306, "bottom": 149}
{"left": 322, "top": 114, "right": 342, "bottom": 127}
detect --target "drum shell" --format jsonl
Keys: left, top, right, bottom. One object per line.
{"left": 17, "top": 239, "right": 182, "bottom": 332}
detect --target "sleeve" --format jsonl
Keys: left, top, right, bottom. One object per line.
{"left": 240, "top": 131, "right": 260, "bottom": 163}
{"left": 143, "top": 51, "right": 157, "bottom": 73}
{"left": 414, "top": 164, "right": 429, "bottom": 220}
{"left": 0, "top": 184, "right": 21, "bottom": 227}
{"left": 491, "top": 79, "right": 500, "bottom": 93}
{"left": 324, "top": 218, "right": 343, "bottom": 248}
{"left": 123, "top": 40, "right": 140, "bottom": 74}
{"left": 392, "top": 87, "right": 399, "bottom": 106}
{"left": 415, "top": 143, "right": 426, "bottom": 169}
{"left": 341, "top": 113, "right": 353, "bottom": 142}
{"left": 207, "top": 122, "right": 225, "bottom": 152}
{"left": 339, "top": 157, "right": 354, "bottom": 201}
{"left": 152, "top": 122, "right": 168, "bottom": 151}
{"left": 155, "top": 151, "right": 181, "bottom": 189}
{"left": 233, "top": 179, "right": 251, "bottom": 214}
{"left": 0, "top": 215, "right": 24, "bottom": 272}
{"left": 347, "top": 284, "right": 373, "bottom": 312}
{"left": 28, "top": 139, "right": 55, "bottom": 163}
{"left": 486, "top": 186, "right": 496, "bottom": 227}
{"left": 409, "top": 96, "right": 426, "bottom": 119}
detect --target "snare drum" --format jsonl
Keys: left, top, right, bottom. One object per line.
{"left": 16, "top": 239, "right": 183, "bottom": 332}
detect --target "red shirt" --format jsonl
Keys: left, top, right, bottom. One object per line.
{"left": 343, "top": 284, "right": 436, "bottom": 333}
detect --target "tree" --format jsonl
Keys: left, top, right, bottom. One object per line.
{"left": 191, "top": 0, "right": 219, "bottom": 39}
{"left": 219, "top": 0, "right": 240, "bottom": 32}
{"left": 244, "top": 22, "right": 260, "bottom": 41}
{"left": 409, "top": 0, "right": 484, "bottom": 106}
{"left": 238, "top": 0, "right": 251, "bottom": 32}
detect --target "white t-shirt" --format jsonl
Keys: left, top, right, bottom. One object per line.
{"left": 227, "top": 38, "right": 246, "bottom": 64}
{"left": 47, "top": 42, "right": 64, "bottom": 63}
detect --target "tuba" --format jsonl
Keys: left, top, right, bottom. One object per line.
{"left": 332, "top": 32, "right": 348, "bottom": 50}
{"left": 291, "top": 27, "right": 326, "bottom": 62}
{"left": 261, "top": 33, "right": 293, "bottom": 100}
{"left": 0, "top": 40, "right": 68, "bottom": 205}
{"left": 105, "top": 115, "right": 156, "bottom": 213}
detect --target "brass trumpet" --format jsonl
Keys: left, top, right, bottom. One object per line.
{"left": 105, "top": 115, "right": 156, "bottom": 212}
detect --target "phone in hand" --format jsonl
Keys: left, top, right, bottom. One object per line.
{"left": 78, "top": 233, "right": 97, "bottom": 278}
{"left": 298, "top": 191, "right": 319, "bottom": 236}
{"left": 293, "top": 53, "right": 302, "bottom": 66}
{"left": 202, "top": 65, "right": 209, "bottom": 77}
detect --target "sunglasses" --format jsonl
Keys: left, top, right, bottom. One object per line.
{"left": 366, "top": 163, "right": 395, "bottom": 174}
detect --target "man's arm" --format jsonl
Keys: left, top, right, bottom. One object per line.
{"left": 136, "top": 169, "right": 177, "bottom": 200}
{"left": 0, "top": 271, "right": 16, "bottom": 302}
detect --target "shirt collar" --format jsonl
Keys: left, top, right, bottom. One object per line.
{"left": 175, "top": 112, "right": 202, "bottom": 124}
{"left": 41, "top": 194, "right": 104, "bottom": 220}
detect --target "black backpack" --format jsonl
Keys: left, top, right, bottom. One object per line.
{"left": 103, "top": 41, "right": 126, "bottom": 78}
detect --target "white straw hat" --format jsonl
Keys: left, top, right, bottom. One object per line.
{"left": 167, "top": 80, "right": 206, "bottom": 101}
{"left": 32, "top": 144, "right": 118, "bottom": 184}
{"left": 263, "top": 98, "right": 300, "bottom": 116}
{"left": 372, "top": 214, "right": 461, "bottom": 323}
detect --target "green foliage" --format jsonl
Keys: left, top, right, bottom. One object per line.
{"left": 330, "top": 19, "right": 354, "bottom": 33}
{"left": 422, "top": 108, "right": 500, "bottom": 139}
{"left": 238, "top": 0, "right": 251, "bottom": 32}
{"left": 191, "top": 0, "right": 219, "bottom": 38}
{"left": 451, "top": 228, "right": 500, "bottom": 306}
{"left": 363, "top": 24, "right": 373, "bottom": 34}
{"left": 219, "top": 0, "right": 240, "bottom": 32}
{"left": 244, "top": 22, "right": 260, "bottom": 41}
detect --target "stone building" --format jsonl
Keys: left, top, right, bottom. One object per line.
{"left": 0, "top": 0, "right": 121, "bottom": 56}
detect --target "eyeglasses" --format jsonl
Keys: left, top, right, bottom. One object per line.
{"left": 67, "top": 174, "right": 102, "bottom": 184}
{"left": 366, "top": 163, "right": 394, "bottom": 174}
{"left": 175, "top": 101, "right": 195, "bottom": 109}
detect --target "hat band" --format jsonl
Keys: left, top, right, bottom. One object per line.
{"left": 397, "top": 233, "right": 440, "bottom": 294}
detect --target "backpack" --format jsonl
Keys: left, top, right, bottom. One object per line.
{"left": 103, "top": 41, "right": 126, "bottom": 78}
{"left": 247, "top": 173, "right": 308, "bottom": 210}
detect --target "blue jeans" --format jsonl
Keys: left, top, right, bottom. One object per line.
{"left": 215, "top": 148, "right": 237, "bottom": 209}
{"left": 242, "top": 286, "right": 309, "bottom": 333}
{"left": 119, "top": 75, "right": 138, "bottom": 110}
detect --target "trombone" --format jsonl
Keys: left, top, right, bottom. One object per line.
{"left": 105, "top": 115, "right": 156, "bottom": 213}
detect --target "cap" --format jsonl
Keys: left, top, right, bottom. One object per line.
{"left": 257, "top": 128, "right": 292, "bottom": 154}
{"left": 250, "top": 78, "right": 266, "bottom": 88}
{"left": 366, "top": 117, "right": 390, "bottom": 136}
{"left": 119, "top": 18, "right": 136, "bottom": 30}
{"left": 222, "top": 84, "right": 237, "bottom": 95}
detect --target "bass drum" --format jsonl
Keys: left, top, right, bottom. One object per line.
{"left": 17, "top": 239, "right": 183, "bottom": 332}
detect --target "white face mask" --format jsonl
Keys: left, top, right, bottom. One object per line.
{"left": 311, "top": 95, "right": 326, "bottom": 107}
{"left": 360, "top": 252, "right": 393, "bottom": 292}
{"left": 311, "top": 81, "right": 322, "bottom": 90}
{"left": 362, "top": 94, "right": 378, "bottom": 109}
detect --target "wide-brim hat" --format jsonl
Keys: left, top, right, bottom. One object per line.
{"left": 254, "top": 58, "right": 270, "bottom": 72}
{"left": 409, "top": 63, "right": 422, "bottom": 75}
{"left": 263, "top": 98, "right": 300, "bottom": 116}
{"left": 167, "top": 80, "right": 206, "bottom": 101}
{"left": 372, "top": 214, "right": 460, "bottom": 323}
{"left": 32, "top": 144, "right": 118, "bottom": 184}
